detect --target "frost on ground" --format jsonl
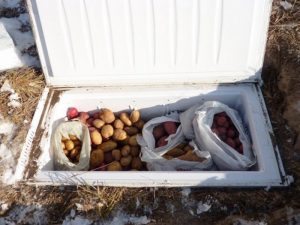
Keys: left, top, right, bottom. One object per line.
{"left": 0, "top": 0, "right": 40, "bottom": 70}
{"left": 0, "top": 204, "right": 47, "bottom": 225}
{"left": 62, "top": 209, "right": 151, "bottom": 225}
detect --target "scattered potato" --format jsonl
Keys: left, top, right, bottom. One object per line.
{"left": 134, "top": 120, "right": 145, "bottom": 130}
{"left": 112, "top": 149, "right": 121, "bottom": 161}
{"left": 101, "top": 125, "right": 114, "bottom": 139}
{"left": 113, "top": 119, "right": 124, "bottom": 129}
{"left": 104, "top": 151, "right": 114, "bottom": 163}
{"left": 99, "top": 108, "right": 115, "bottom": 124}
{"left": 93, "top": 119, "right": 105, "bottom": 129}
{"left": 121, "top": 145, "right": 131, "bottom": 157}
{"left": 107, "top": 161, "right": 122, "bottom": 171}
{"left": 90, "top": 130, "right": 102, "bottom": 145}
{"left": 131, "top": 157, "right": 142, "bottom": 170}
{"left": 130, "top": 146, "right": 140, "bottom": 157}
{"left": 120, "top": 155, "right": 132, "bottom": 167}
{"left": 113, "top": 129, "right": 127, "bottom": 141}
{"left": 98, "top": 140, "right": 118, "bottom": 152}
{"left": 130, "top": 110, "right": 140, "bottom": 123}
{"left": 120, "top": 112, "right": 132, "bottom": 126}
{"left": 128, "top": 135, "right": 138, "bottom": 146}
{"left": 90, "top": 149, "right": 104, "bottom": 168}
{"left": 124, "top": 126, "right": 139, "bottom": 136}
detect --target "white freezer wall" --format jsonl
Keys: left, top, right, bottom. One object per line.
{"left": 30, "top": 0, "right": 272, "bottom": 85}
{"left": 39, "top": 84, "right": 272, "bottom": 175}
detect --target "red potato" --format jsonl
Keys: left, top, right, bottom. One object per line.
{"left": 93, "top": 112, "right": 99, "bottom": 119}
{"left": 86, "top": 118, "right": 94, "bottom": 127}
{"left": 216, "top": 116, "right": 227, "bottom": 126}
{"left": 211, "top": 128, "right": 219, "bottom": 136}
{"left": 234, "top": 137, "right": 241, "bottom": 146}
{"left": 226, "top": 138, "right": 236, "bottom": 149}
{"left": 238, "top": 144, "right": 244, "bottom": 154}
{"left": 163, "top": 121, "right": 178, "bottom": 135}
{"left": 153, "top": 125, "right": 166, "bottom": 140}
{"left": 156, "top": 136, "right": 168, "bottom": 147}
{"left": 79, "top": 112, "right": 89, "bottom": 123}
{"left": 67, "top": 107, "right": 79, "bottom": 120}
{"left": 216, "top": 112, "right": 227, "bottom": 117}
{"left": 217, "top": 127, "right": 227, "bottom": 136}
{"left": 227, "top": 128, "right": 236, "bottom": 138}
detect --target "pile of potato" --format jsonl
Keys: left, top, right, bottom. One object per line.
{"left": 152, "top": 121, "right": 180, "bottom": 147}
{"left": 211, "top": 111, "right": 243, "bottom": 154}
{"left": 162, "top": 142, "right": 205, "bottom": 162}
{"left": 61, "top": 135, "right": 82, "bottom": 163}
{"left": 67, "top": 107, "right": 145, "bottom": 171}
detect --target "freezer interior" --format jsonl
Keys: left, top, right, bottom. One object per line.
{"left": 18, "top": 83, "right": 290, "bottom": 187}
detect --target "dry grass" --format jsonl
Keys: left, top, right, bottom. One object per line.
{"left": 0, "top": 67, "right": 44, "bottom": 125}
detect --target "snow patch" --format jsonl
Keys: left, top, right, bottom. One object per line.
{"left": 233, "top": 219, "right": 267, "bottom": 225}
{"left": 0, "top": 120, "right": 15, "bottom": 136}
{"left": 105, "top": 210, "right": 151, "bottom": 225}
{"left": 0, "top": 80, "right": 22, "bottom": 108}
{"left": 196, "top": 201, "right": 211, "bottom": 215}
{"left": 0, "top": 205, "right": 47, "bottom": 225}
{"left": 181, "top": 188, "right": 191, "bottom": 197}
{"left": 280, "top": 1, "right": 293, "bottom": 10}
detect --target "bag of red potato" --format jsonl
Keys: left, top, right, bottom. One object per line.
{"left": 137, "top": 113, "right": 184, "bottom": 154}
{"left": 181, "top": 101, "right": 256, "bottom": 170}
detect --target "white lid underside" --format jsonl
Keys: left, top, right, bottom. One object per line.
{"left": 29, "top": 0, "right": 272, "bottom": 86}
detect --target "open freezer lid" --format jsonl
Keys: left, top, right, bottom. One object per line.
{"left": 28, "top": 0, "right": 272, "bottom": 86}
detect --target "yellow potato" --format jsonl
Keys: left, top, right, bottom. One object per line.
{"left": 131, "top": 157, "right": 142, "bottom": 170}
{"left": 63, "top": 149, "right": 69, "bottom": 156}
{"left": 120, "top": 155, "right": 132, "bottom": 167}
{"left": 124, "top": 126, "right": 139, "bottom": 136}
{"left": 93, "top": 119, "right": 105, "bottom": 129}
{"left": 65, "top": 140, "right": 75, "bottom": 151}
{"left": 69, "top": 148, "right": 79, "bottom": 159}
{"left": 130, "top": 146, "right": 140, "bottom": 157}
{"left": 90, "top": 149, "right": 104, "bottom": 168}
{"left": 121, "top": 145, "right": 131, "bottom": 157}
{"left": 101, "top": 125, "right": 114, "bottom": 139}
{"left": 120, "top": 112, "right": 132, "bottom": 126}
{"left": 90, "top": 130, "right": 102, "bottom": 145}
{"left": 69, "top": 135, "right": 78, "bottom": 141}
{"left": 165, "top": 148, "right": 185, "bottom": 157}
{"left": 98, "top": 140, "right": 118, "bottom": 152}
{"left": 107, "top": 161, "right": 122, "bottom": 171}
{"left": 128, "top": 135, "right": 138, "bottom": 146}
{"left": 183, "top": 145, "right": 193, "bottom": 152}
{"left": 129, "top": 110, "right": 140, "bottom": 123}
{"left": 111, "top": 149, "right": 121, "bottom": 161}
{"left": 61, "top": 136, "right": 69, "bottom": 142}
{"left": 99, "top": 108, "right": 115, "bottom": 124}
{"left": 134, "top": 120, "right": 145, "bottom": 130}
{"left": 61, "top": 142, "right": 65, "bottom": 150}
{"left": 113, "top": 119, "right": 124, "bottom": 129}
{"left": 113, "top": 128, "right": 127, "bottom": 141}
{"left": 73, "top": 140, "right": 82, "bottom": 147}
{"left": 177, "top": 151, "right": 204, "bottom": 162}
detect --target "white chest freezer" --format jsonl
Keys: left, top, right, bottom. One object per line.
{"left": 15, "top": 0, "right": 293, "bottom": 187}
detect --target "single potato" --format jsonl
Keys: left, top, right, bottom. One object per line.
{"left": 130, "top": 146, "right": 140, "bottom": 157}
{"left": 65, "top": 140, "right": 75, "bottom": 151}
{"left": 107, "top": 161, "right": 122, "bottom": 171}
{"left": 120, "top": 112, "right": 132, "bottom": 126}
{"left": 99, "top": 108, "right": 115, "bottom": 124}
{"left": 128, "top": 135, "right": 138, "bottom": 146}
{"left": 124, "top": 126, "right": 139, "bottom": 136}
{"left": 101, "top": 125, "right": 114, "bottom": 139}
{"left": 121, "top": 145, "right": 131, "bottom": 156}
{"left": 131, "top": 157, "right": 142, "bottom": 170}
{"left": 90, "top": 130, "right": 102, "bottom": 145}
{"left": 130, "top": 110, "right": 140, "bottom": 123}
{"left": 113, "top": 119, "right": 124, "bottom": 129}
{"left": 134, "top": 120, "right": 145, "bottom": 130}
{"left": 90, "top": 149, "right": 104, "bottom": 168}
{"left": 98, "top": 140, "right": 117, "bottom": 152}
{"left": 93, "top": 119, "right": 105, "bottom": 129}
{"left": 113, "top": 128, "right": 127, "bottom": 141}
{"left": 112, "top": 149, "right": 121, "bottom": 161}
{"left": 120, "top": 155, "right": 132, "bottom": 167}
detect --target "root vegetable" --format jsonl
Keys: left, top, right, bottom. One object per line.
{"left": 93, "top": 119, "right": 105, "bottom": 129}
{"left": 90, "top": 149, "right": 104, "bottom": 167}
{"left": 152, "top": 125, "right": 166, "bottom": 140}
{"left": 163, "top": 121, "right": 178, "bottom": 135}
{"left": 131, "top": 157, "right": 142, "bottom": 170}
{"left": 120, "top": 155, "right": 132, "bottom": 167}
{"left": 166, "top": 147, "right": 185, "bottom": 157}
{"left": 104, "top": 152, "right": 114, "bottom": 163}
{"left": 128, "top": 135, "right": 138, "bottom": 146}
{"left": 134, "top": 120, "right": 145, "bottom": 130}
{"left": 65, "top": 140, "right": 75, "bottom": 151}
{"left": 90, "top": 130, "right": 102, "bottom": 145}
{"left": 101, "top": 125, "right": 114, "bottom": 139}
{"left": 113, "top": 129, "right": 127, "bottom": 141}
{"left": 177, "top": 151, "right": 204, "bottom": 162}
{"left": 216, "top": 116, "right": 227, "bottom": 126}
{"left": 99, "top": 108, "right": 115, "bottom": 124}
{"left": 130, "top": 110, "right": 140, "bottom": 123}
{"left": 98, "top": 140, "right": 118, "bottom": 152}
{"left": 79, "top": 112, "right": 89, "bottom": 123}
{"left": 107, "top": 161, "right": 122, "bottom": 171}
{"left": 130, "top": 146, "right": 140, "bottom": 157}
{"left": 156, "top": 136, "right": 168, "bottom": 147}
{"left": 120, "top": 112, "right": 132, "bottom": 126}
{"left": 113, "top": 119, "right": 124, "bottom": 129}
{"left": 70, "top": 148, "right": 79, "bottom": 159}
{"left": 226, "top": 138, "right": 236, "bottom": 149}
{"left": 121, "top": 145, "right": 131, "bottom": 156}
{"left": 112, "top": 149, "right": 121, "bottom": 161}
{"left": 124, "top": 127, "right": 139, "bottom": 136}
{"left": 67, "top": 107, "right": 79, "bottom": 120}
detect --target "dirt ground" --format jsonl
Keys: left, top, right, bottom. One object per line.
{"left": 0, "top": 0, "right": 300, "bottom": 224}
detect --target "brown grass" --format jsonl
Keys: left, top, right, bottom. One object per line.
{"left": 0, "top": 67, "right": 45, "bottom": 125}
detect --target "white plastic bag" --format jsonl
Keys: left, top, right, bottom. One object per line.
{"left": 137, "top": 112, "right": 185, "bottom": 155}
{"left": 52, "top": 121, "right": 91, "bottom": 171}
{"left": 140, "top": 140, "right": 213, "bottom": 171}
{"left": 182, "top": 101, "right": 256, "bottom": 170}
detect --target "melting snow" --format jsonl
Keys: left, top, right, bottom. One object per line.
{"left": 196, "top": 201, "right": 211, "bottom": 215}
{"left": 0, "top": 80, "right": 22, "bottom": 108}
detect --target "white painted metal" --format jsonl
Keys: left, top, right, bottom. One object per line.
{"left": 28, "top": 0, "right": 272, "bottom": 86}
{"left": 15, "top": 84, "right": 291, "bottom": 187}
